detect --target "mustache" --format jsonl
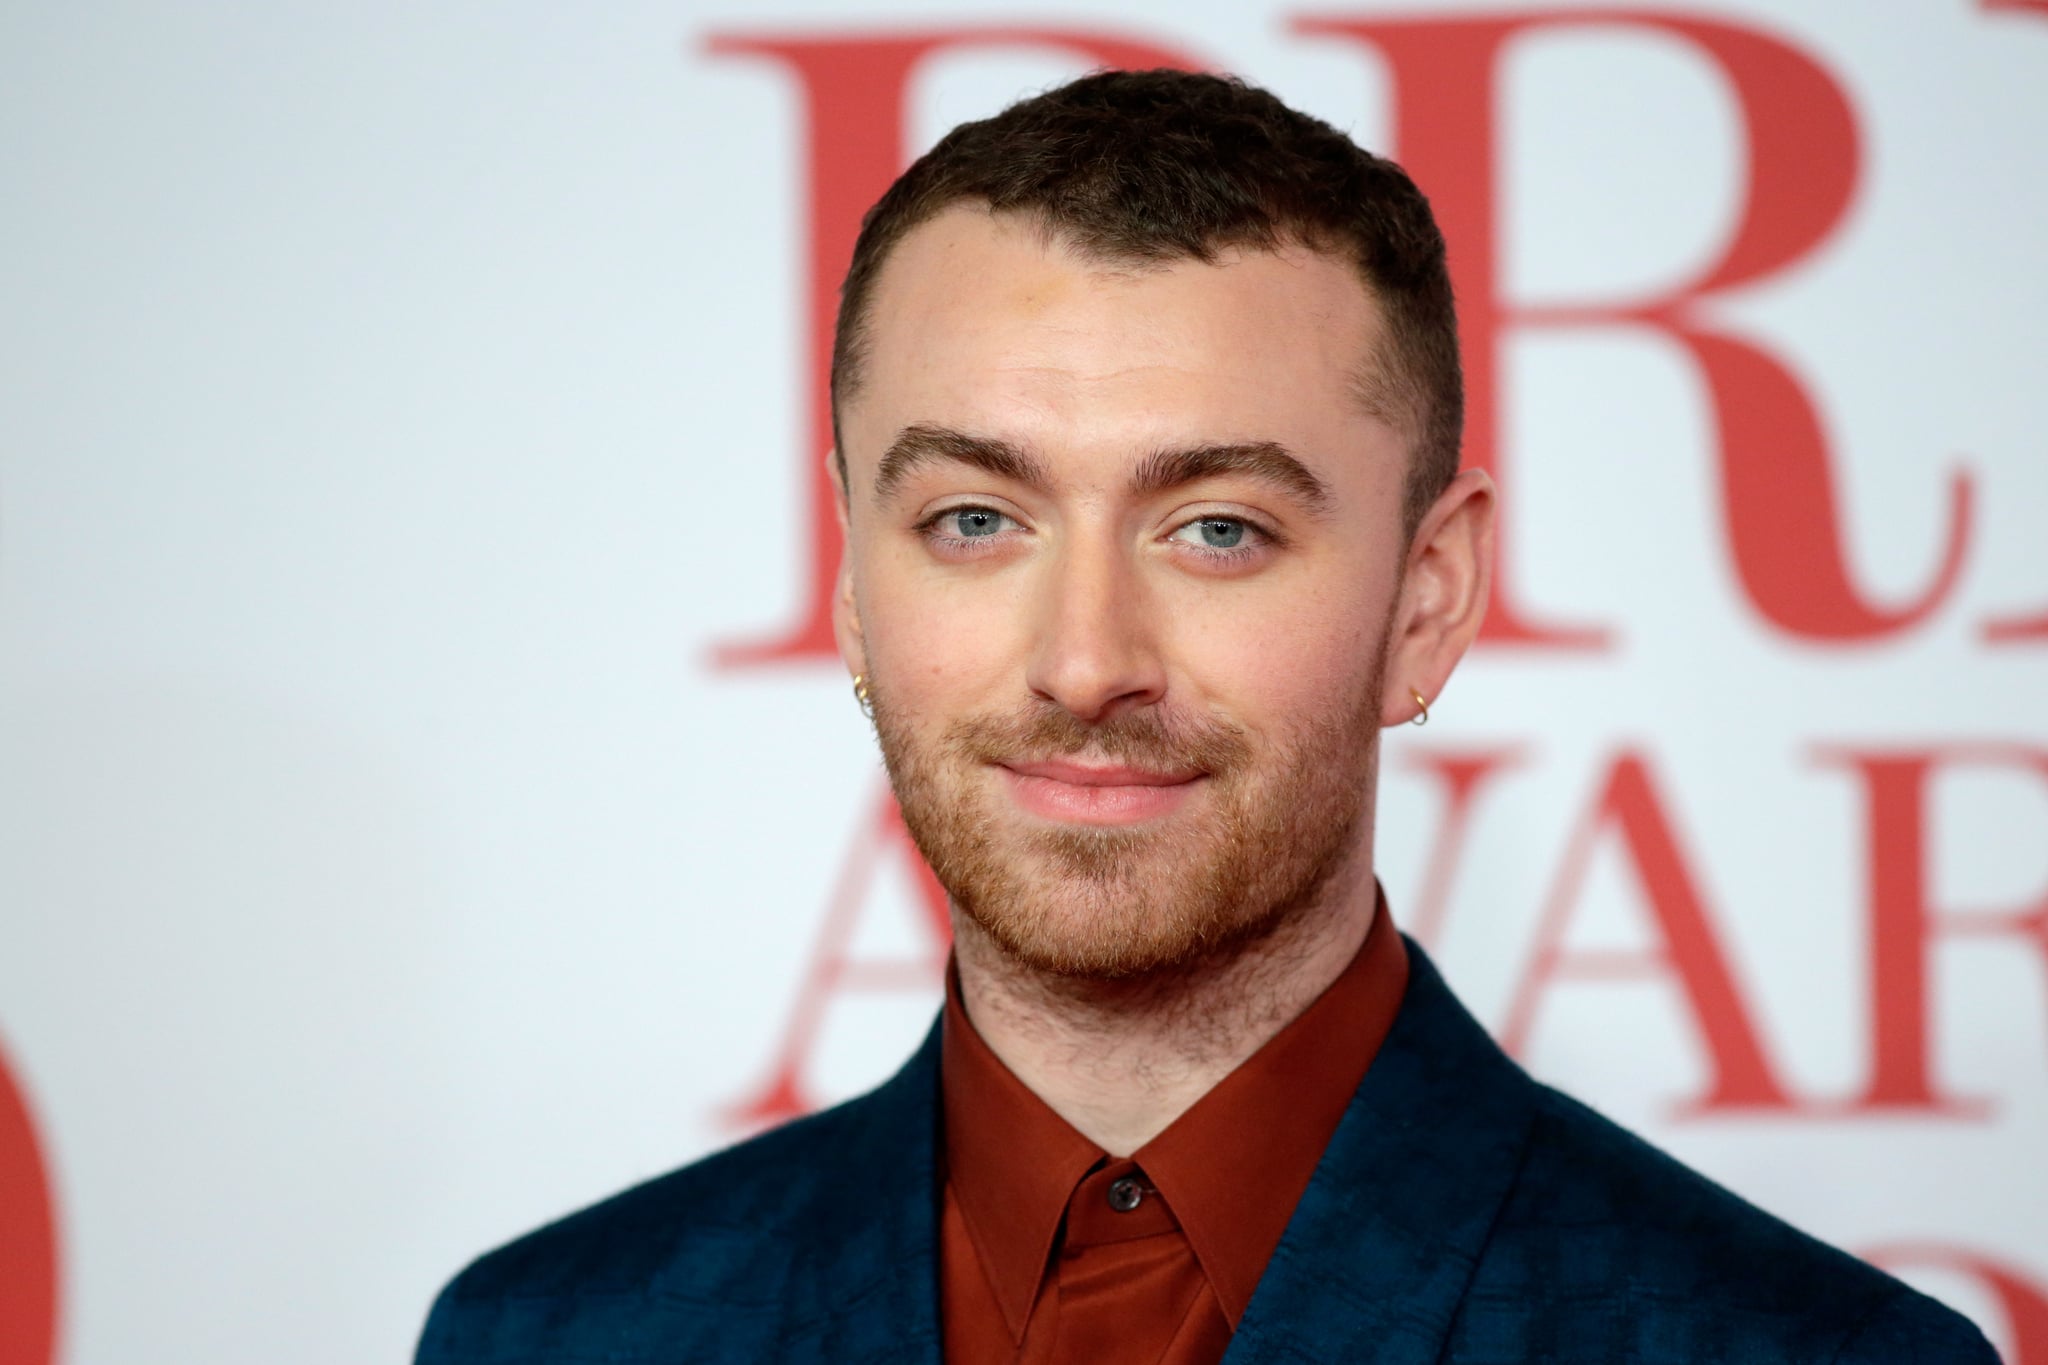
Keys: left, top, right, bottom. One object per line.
{"left": 942, "top": 703, "right": 1251, "bottom": 776}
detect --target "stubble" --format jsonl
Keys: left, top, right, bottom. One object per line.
{"left": 872, "top": 647, "right": 1387, "bottom": 984}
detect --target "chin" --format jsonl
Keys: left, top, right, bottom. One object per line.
{"left": 957, "top": 858, "right": 1286, "bottom": 982}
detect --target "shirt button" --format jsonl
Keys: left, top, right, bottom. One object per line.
{"left": 1107, "top": 1176, "right": 1145, "bottom": 1212}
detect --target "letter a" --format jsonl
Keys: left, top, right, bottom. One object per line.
{"left": 722, "top": 785, "right": 952, "bottom": 1128}
{"left": 1500, "top": 751, "right": 1796, "bottom": 1111}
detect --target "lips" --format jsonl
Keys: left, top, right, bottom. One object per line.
{"left": 997, "top": 757, "right": 1205, "bottom": 825}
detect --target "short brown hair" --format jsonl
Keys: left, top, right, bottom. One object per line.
{"left": 831, "top": 68, "right": 1462, "bottom": 537}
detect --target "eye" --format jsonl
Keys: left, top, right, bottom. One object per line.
{"left": 940, "top": 507, "right": 1016, "bottom": 539}
{"left": 916, "top": 504, "right": 1025, "bottom": 555}
{"left": 1169, "top": 517, "right": 1253, "bottom": 551}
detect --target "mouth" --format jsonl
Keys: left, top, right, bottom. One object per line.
{"left": 996, "top": 758, "right": 1206, "bottom": 826}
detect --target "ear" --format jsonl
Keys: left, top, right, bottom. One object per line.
{"left": 1380, "top": 468, "right": 1495, "bottom": 727}
{"left": 827, "top": 448, "right": 869, "bottom": 680}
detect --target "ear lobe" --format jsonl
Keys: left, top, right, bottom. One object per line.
{"left": 832, "top": 556, "right": 868, "bottom": 679}
{"left": 835, "top": 587, "right": 866, "bottom": 678}
{"left": 1380, "top": 468, "right": 1496, "bottom": 727}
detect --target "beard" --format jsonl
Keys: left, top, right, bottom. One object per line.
{"left": 870, "top": 645, "right": 1387, "bottom": 983}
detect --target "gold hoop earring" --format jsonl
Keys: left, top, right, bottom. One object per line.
{"left": 1410, "top": 688, "right": 1430, "bottom": 726}
{"left": 852, "top": 674, "right": 874, "bottom": 719}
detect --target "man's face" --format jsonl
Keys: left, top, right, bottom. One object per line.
{"left": 835, "top": 206, "right": 1417, "bottom": 981}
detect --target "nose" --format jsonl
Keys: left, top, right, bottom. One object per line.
{"left": 1024, "top": 532, "right": 1166, "bottom": 722}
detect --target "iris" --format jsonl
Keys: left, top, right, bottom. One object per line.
{"left": 953, "top": 509, "right": 1005, "bottom": 537}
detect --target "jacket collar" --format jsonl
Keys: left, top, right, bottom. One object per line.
{"left": 780, "top": 1021, "right": 946, "bottom": 1365}
{"left": 1223, "top": 939, "right": 1539, "bottom": 1364}
{"left": 785, "top": 938, "right": 1533, "bottom": 1365}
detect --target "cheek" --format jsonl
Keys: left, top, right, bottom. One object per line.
{"left": 1166, "top": 578, "right": 1393, "bottom": 730}
{"left": 857, "top": 553, "right": 1030, "bottom": 711}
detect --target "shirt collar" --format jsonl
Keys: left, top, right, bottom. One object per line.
{"left": 940, "top": 887, "right": 1409, "bottom": 1336}
{"left": 940, "top": 965, "right": 1105, "bottom": 1342}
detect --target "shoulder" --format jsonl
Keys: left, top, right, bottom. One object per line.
{"left": 413, "top": 1090, "right": 896, "bottom": 1364}
{"left": 448, "top": 1101, "right": 855, "bottom": 1298}
{"left": 1459, "top": 1083, "right": 1997, "bottom": 1363}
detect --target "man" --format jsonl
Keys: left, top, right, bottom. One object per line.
{"left": 416, "top": 71, "right": 1997, "bottom": 1363}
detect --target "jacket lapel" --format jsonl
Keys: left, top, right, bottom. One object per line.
{"left": 767, "top": 942, "right": 1533, "bottom": 1365}
{"left": 772, "top": 1021, "right": 946, "bottom": 1365}
{"left": 1224, "top": 940, "right": 1538, "bottom": 1365}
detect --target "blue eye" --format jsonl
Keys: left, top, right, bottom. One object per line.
{"left": 946, "top": 507, "right": 1012, "bottom": 538}
{"left": 1171, "top": 517, "right": 1251, "bottom": 550}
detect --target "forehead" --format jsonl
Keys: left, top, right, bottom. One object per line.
{"left": 845, "top": 205, "right": 1396, "bottom": 483}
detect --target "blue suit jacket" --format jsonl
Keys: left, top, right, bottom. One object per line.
{"left": 417, "top": 943, "right": 1997, "bottom": 1363}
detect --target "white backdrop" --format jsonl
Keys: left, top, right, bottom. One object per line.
{"left": 2, "top": 2, "right": 2044, "bottom": 1362}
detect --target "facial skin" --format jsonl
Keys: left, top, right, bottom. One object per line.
{"left": 832, "top": 204, "right": 1493, "bottom": 1005}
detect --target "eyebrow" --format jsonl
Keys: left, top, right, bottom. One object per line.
{"left": 873, "top": 424, "right": 1052, "bottom": 500}
{"left": 873, "top": 423, "right": 1333, "bottom": 515}
{"left": 1130, "top": 441, "right": 1333, "bottom": 515}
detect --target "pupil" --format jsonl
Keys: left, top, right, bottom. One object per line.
{"left": 1201, "top": 519, "right": 1244, "bottom": 548}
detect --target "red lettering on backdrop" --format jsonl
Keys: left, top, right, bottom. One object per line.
{"left": 1499, "top": 751, "right": 1797, "bottom": 1111}
{"left": 0, "top": 1037, "right": 58, "bottom": 1365}
{"left": 704, "top": 16, "right": 2034, "bottom": 1134}
{"left": 1400, "top": 748, "right": 1527, "bottom": 949}
{"left": 704, "top": 27, "right": 1201, "bottom": 668}
{"left": 1863, "top": 1244, "right": 2048, "bottom": 1363}
{"left": 1815, "top": 746, "right": 2048, "bottom": 1115}
{"left": 724, "top": 786, "right": 952, "bottom": 1128}
{"left": 1984, "top": 563, "right": 2048, "bottom": 648}
{"left": 1294, "top": 12, "right": 1973, "bottom": 645}
{"left": 1986, "top": 608, "right": 2048, "bottom": 645}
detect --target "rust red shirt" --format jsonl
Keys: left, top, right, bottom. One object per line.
{"left": 939, "top": 897, "right": 1410, "bottom": 1364}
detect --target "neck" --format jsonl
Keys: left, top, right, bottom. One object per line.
{"left": 950, "top": 868, "right": 1380, "bottom": 1157}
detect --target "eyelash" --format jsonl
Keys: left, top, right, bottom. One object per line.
{"left": 915, "top": 506, "right": 1023, "bottom": 557}
{"left": 1167, "top": 516, "right": 1277, "bottom": 564}
{"left": 914, "top": 505, "right": 1278, "bottom": 565}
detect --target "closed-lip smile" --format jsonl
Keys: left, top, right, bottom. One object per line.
{"left": 997, "top": 758, "right": 1205, "bottom": 824}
